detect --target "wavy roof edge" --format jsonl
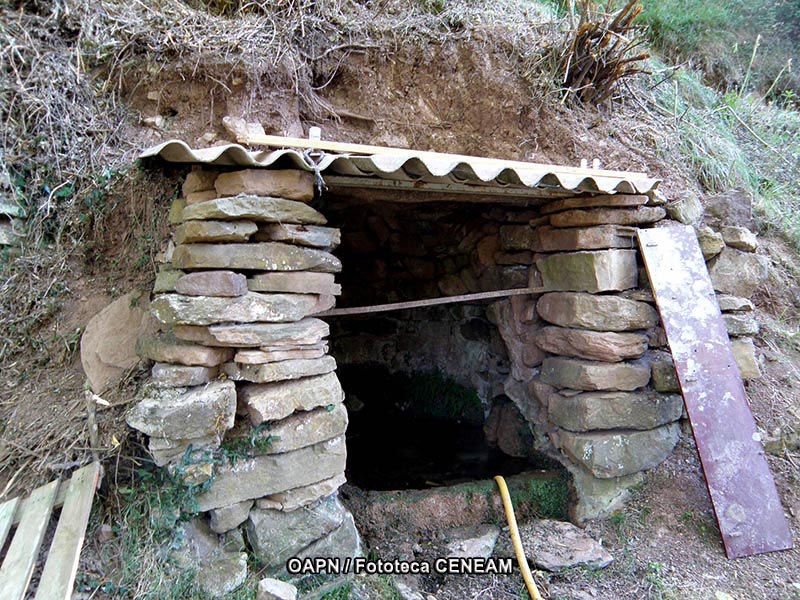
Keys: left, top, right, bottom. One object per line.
{"left": 140, "top": 140, "right": 661, "bottom": 196}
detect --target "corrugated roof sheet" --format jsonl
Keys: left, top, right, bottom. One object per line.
{"left": 140, "top": 139, "right": 660, "bottom": 198}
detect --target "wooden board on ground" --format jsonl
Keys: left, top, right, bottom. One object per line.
{"left": 638, "top": 226, "right": 793, "bottom": 559}
{"left": 0, "top": 463, "right": 102, "bottom": 600}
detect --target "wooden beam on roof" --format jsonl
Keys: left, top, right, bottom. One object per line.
{"left": 236, "top": 133, "right": 649, "bottom": 179}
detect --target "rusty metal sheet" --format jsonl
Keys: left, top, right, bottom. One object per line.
{"left": 638, "top": 225, "right": 793, "bottom": 559}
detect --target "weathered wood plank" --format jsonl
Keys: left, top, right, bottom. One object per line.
{"left": 318, "top": 287, "right": 544, "bottom": 317}
{"left": 0, "top": 496, "right": 21, "bottom": 549}
{"left": 35, "top": 463, "right": 102, "bottom": 600}
{"left": 10, "top": 479, "right": 69, "bottom": 527}
{"left": 638, "top": 226, "right": 794, "bottom": 558}
{"left": 0, "top": 479, "right": 60, "bottom": 600}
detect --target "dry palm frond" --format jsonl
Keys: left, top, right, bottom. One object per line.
{"left": 560, "top": 0, "right": 650, "bottom": 105}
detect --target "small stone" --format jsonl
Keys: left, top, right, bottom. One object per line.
{"left": 136, "top": 333, "right": 233, "bottom": 367}
{"left": 537, "top": 250, "right": 638, "bottom": 293}
{"left": 534, "top": 327, "right": 648, "bottom": 362}
{"left": 235, "top": 344, "right": 326, "bottom": 364}
{"left": 0, "top": 200, "right": 26, "bottom": 218}
{"left": 540, "top": 357, "right": 651, "bottom": 391}
{"left": 153, "top": 267, "right": 185, "bottom": 293}
{"left": 175, "top": 220, "right": 257, "bottom": 244}
{"left": 240, "top": 404, "right": 348, "bottom": 453}
{"left": 175, "top": 271, "right": 248, "bottom": 297}
{"left": 185, "top": 190, "right": 218, "bottom": 205}
{"left": 238, "top": 372, "right": 343, "bottom": 422}
{"left": 254, "top": 223, "right": 340, "bottom": 249}
{"left": 80, "top": 291, "right": 158, "bottom": 394}
{"left": 246, "top": 495, "right": 346, "bottom": 569}
{"left": 721, "top": 226, "right": 758, "bottom": 252}
{"left": 197, "top": 552, "right": 248, "bottom": 597}
{"left": 495, "top": 519, "right": 613, "bottom": 571}
{"left": 540, "top": 194, "right": 648, "bottom": 214}
{"left": 174, "top": 318, "right": 329, "bottom": 348}
{"left": 549, "top": 206, "right": 665, "bottom": 228}
{"left": 172, "top": 242, "right": 341, "bottom": 273}
{"left": 548, "top": 390, "right": 683, "bottom": 431}
{"left": 182, "top": 195, "right": 326, "bottom": 224}
{"left": 169, "top": 198, "right": 186, "bottom": 225}
{"left": 222, "top": 116, "right": 266, "bottom": 140}
{"left": 183, "top": 170, "right": 219, "bottom": 196}
{"left": 150, "top": 292, "right": 334, "bottom": 325}
{"left": 732, "top": 337, "right": 761, "bottom": 379}
{"left": 716, "top": 295, "right": 754, "bottom": 312}
{"left": 210, "top": 500, "right": 254, "bottom": 534}
{"left": 557, "top": 423, "right": 680, "bottom": 478}
{"left": 445, "top": 525, "right": 500, "bottom": 559}
{"left": 665, "top": 194, "right": 703, "bottom": 225}
{"left": 724, "top": 313, "right": 760, "bottom": 336}
{"left": 197, "top": 437, "right": 347, "bottom": 511}
{"left": 258, "top": 578, "right": 298, "bottom": 600}
{"left": 528, "top": 225, "right": 636, "bottom": 252}
{"left": 650, "top": 351, "right": 680, "bottom": 393}
{"left": 151, "top": 363, "right": 218, "bottom": 387}
{"left": 696, "top": 226, "right": 725, "bottom": 260}
{"left": 537, "top": 292, "right": 659, "bottom": 331}
{"left": 290, "top": 510, "right": 361, "bottom": 574}
{"left": 708, "top": 247, "right": 769, "bottom": 297}
{"left": 126, "top": 380, "right": 237, "bottom": 439}
{"left": 215, "top": 170, "right": 314, "bottom": 202}
{"left": 705, "top": 190, "right": 753, "bottom": 229}
{"left": 224, "top": 355, "right": 337, "bottom": 384}
{"left": 257, "top": 473, "right": 347, "bottom": 512}
{"left": 248, "top": 272, "right": 341, "bottom": 296}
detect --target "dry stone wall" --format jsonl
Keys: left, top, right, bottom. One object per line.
{"left": 126, "top": 167, "right": 360, "bottom": 595}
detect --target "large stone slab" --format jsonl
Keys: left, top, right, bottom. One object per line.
{"left": 533, "top": 327, "right": 648, "bottom": 362}
{"left": 536, "top": 292, "right": 658, "bottom": 331}
{"left": 246, "top": 495, "right": 346, "bottom": 569}
{"left": 175, "top": 220, "right": 257, "bottom": 244}
{"left": 537, "top": 250, "right": 638, "bottom": 292}
{"left": 80, "top": 291, "right": 158, "bottom": 394}
{"left": 549, "top": 206, "right": 665, "bottom": 227}
{"left": 540, "top": 357, "right": 651, "bottom": 391}
{"left": 137, "top": 333, "right": 234, "bottom": 366}
{"left": 224, "top": 355, "right": 336, "bottom": 383}
{"left": 174, "top": 318, "right": 329, "bottom": 348}
{"left": 151, "top": 363, "right": 219, "bottom": 387}
{"left": 235, "top": 403, "right": 348, "bottom": 452}
{"left": 529, "top": 225, "right": 636, "bottom": 252}
{"left": 248, "top": 272, "right": 341, "bottom": 296}
{"left": 172, "top": 242, "right": 341, "bottom": 273}
{"left": 150, "top": 292, "right": 334, "bottom": 325}
{"left": 732, "top": 337, "right": 761, "bottom": 379}
{"left": 540, "top": 194, "right": 648, "bottom": 215}
{"left": 708, "top": 247, "right": 769, "bottom": 297}
{"left": 254, "top": 223, "right": 341, "bottom": 250}
{"left": 126, "top": 380, "right": 236, "bottom": 439}
{"left": 235, "top": 344, "right": 327, "bottom": 364}
{"left": 290, "top": 510, "right": 361, "bottom": 574}
{"left": 557, "top": 423, "right": 681, "bottom": 478}
{"left": 175, "top": 271, "right": 248, "bottom": 297}
{"left": 182, "top": 195, "right": 326, "bottom": 224}
{"left": 238, "top": 372, "right": 343, "bottom": 422}
{"left": 548, "top": 390, "right": 683, "bottom": 431}
{"left": 196, "top": 436, "right": 347, "bottom": 511}
{"left": 215, "top": 170, "right": 314, "bottom": 202}
{"left": 257, "top": 473, "right": 347, "bottom": 512}
{"left": 148, "top": 434, "right": 221, "bottom": 467}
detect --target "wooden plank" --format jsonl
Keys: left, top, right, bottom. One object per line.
{"left": 237, "top": 133, "right": 649, "bottom": 178}
{"left": 11, "top": 479, "right": 69, "bottom": 527}
{"left": 0, "top": 479, "right": 60, "bottom": 600}
{"left": 638, "top": 226, "right": 794, "bottom": 559}
{"left": 0, "top": 496, "right": 21, "bottom": 549}
{"left": 318, "top": 287, "right": 544, "bottom": 317}
{"left": 35, "top": 462, "right": 102, "bottom": 600}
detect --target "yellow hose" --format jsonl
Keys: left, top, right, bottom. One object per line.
{"left": 494, "top": 475, "right": 544, "bottom": 600}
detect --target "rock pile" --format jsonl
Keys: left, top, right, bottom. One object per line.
{"left": 0, "top": 198, "right": 25, "bottom": 258}
{"left": 126, "top": 167, "right": 359, "bottom": 595}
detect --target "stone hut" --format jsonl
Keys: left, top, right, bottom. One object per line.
{"left": 129, "top": 136, "right": 765, "bottom": 593}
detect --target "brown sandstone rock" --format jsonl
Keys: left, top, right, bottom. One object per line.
{"left": 239, "top": 372, "right": 344, "bottom": 422}
{"left": 175, "top": 220, "right": 257, "bottom": 244}
{"left": 256, "top": 473, "right": 347, "bottom": 512}
{"left": 173, "top": 318, "right": 329, "bottom": 348}
{"left": 215, "top": 169, "right": 314, "bottom": 202}
{"left": 175, "top": 271, "right": 248, "bottom": 297}
{"left": 540, "top": 357, "right": 650, "bottom": 391}
{"left": 172, "top": 242, "right": 341, "bottom": 273}
{"left": 536, "top": 250, "right": 638, "bottom": 292}
{"left": 548, "top": 390, "right": 683, "bottom": 431}
{"left": 549, "top": 206, "right": 665, "bottom": 228}
{"left": 533, "top": 327, "right": 648, "bottom": 362}
{"left": 137, "top": 332, "right": 233, "bottom": 366}
{"left": 708, "top": 247, "right": 769, "bottom": 297}
{"left": 224, "top": 355, "right": 337, "bottom": 384}
{"left": 254, "top": 223, "right": 340, "bottom": 249}
{"left": 536, "top": 292, "right": 658, "bottom": 331}
{"left": 248, "top": 272, "right": 341, "bottom": 296}
{"left": 182, "top": 195, "right": 326, "bottom": 224}
{"left": 151, "top": 363, "right": 219, "bottom": 387}
{"left": 540, "top": 194, "right": 648, "bottom": 215}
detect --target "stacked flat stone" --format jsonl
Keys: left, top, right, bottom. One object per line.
{"left": 0, "top": 199, "right": 25, "bottom": 257}
{"left": 126, "top": 168, "right": 358, "bottom": 591}
{"left": 495, "top": 193, "right": 685, "bottom": 519}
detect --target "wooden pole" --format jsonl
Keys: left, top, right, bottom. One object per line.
{"left": 316, "top": 287, "right": 545, "bottom": 317}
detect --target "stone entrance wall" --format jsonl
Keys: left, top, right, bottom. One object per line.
{"left": 126, "top": 164, "right": 766, "bottom": 592}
